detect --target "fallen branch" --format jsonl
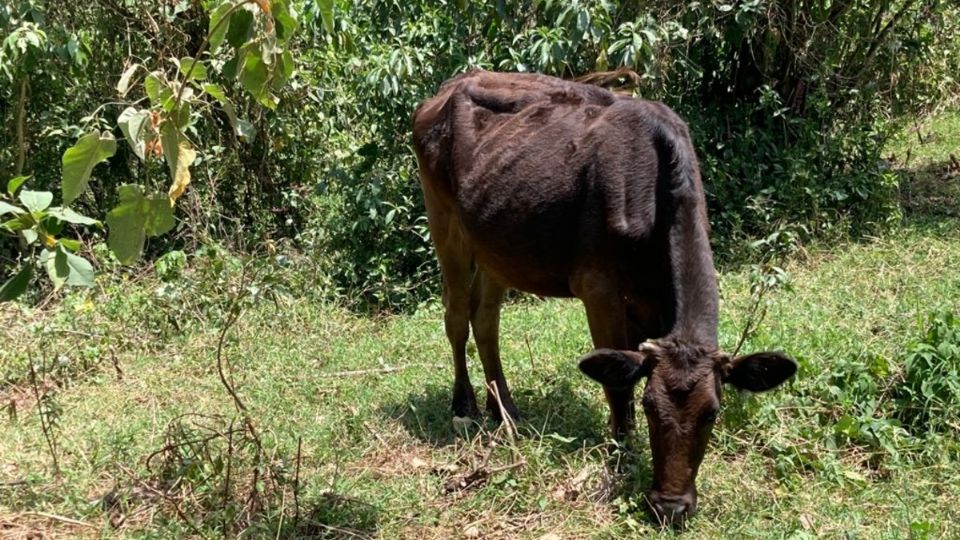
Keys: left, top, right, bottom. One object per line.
{"left": 18, "top": 511, "right": 94, "bottom": 528}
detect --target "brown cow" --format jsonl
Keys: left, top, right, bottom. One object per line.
{"left": 412, "top": 71, "right": 797, "bottom": 524}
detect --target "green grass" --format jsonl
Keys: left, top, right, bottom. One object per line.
{"left": 887, "top": 110, "right": 960, "bottom": 219}
{"left": 2, "top": 218, "right": 960, "bottom": 539}
{"left": 2, "top": 113, "right": 959, "bottom": 539}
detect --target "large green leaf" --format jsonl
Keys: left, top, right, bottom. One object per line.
{"left": 118, "top": 107, "right": 153, "bottom": 161}
{"left": 209, "top": 1, "right": 233, "bottom": 50}
{"left": 272, "top": 0, "right": 299, "bottom": 41}
{"left": 0, "top": 263, "right": 33, "bottom": 302}
{"left": 42, "top": 244, "right": 95, "bottom": 289}
{"left": 39, "top": 248, "right": 64, "bottom": 289}
{"left": 315, "top": 0, "right": 334, "bottom": 34}
{"left": 62, "top": 131, "right": 117, "bottom": 205}
{"left": 227, "top": 8, "right": 254, "bottom": 48}
{"left": 240, "top": 50, "right": 278, "bottom": 109}
{"left": 106, "top": 185, "right": 176, "bottom": 264}
{"left": 19, "top": 190, "right": 53, "bottom": 213}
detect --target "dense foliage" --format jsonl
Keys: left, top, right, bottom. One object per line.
{"left": 1, "top": 0, "right": 958, "bottom": 308}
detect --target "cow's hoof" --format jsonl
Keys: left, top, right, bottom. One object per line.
{"left": 452, "top": 387, "right": 480, "bottom": 420}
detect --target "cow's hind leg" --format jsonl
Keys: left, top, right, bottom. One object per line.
{"left": 469, "top": 271, "right": 518, "bottom": 421}
{"left": 426, "top": 199, "right": 480, "bottom": 420}
{"left": 442, "top": 255, "right": 478, "bottom": 419}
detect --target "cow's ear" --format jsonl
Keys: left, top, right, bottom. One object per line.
{"left": 723, "top": 351, "right": 797, "bottom": 392}
{"left": 578, "top": 347, "right": 653, "bottom": 389}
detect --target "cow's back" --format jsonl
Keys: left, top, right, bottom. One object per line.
{"left": 413, "top": 71, "right": 706, "bottom": 298}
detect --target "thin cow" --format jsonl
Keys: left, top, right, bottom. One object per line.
{"left": 412, "top": 71, "right": 797, "bottom": 524}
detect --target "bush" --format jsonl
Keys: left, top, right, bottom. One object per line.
{"left": 3, "top": 1, "right": 958, "bottom": 310}
{"left": 897, "top": 311, "right": 960, "bottom": 435}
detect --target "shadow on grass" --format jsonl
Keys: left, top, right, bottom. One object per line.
{"left": 899, "top": 159, "right": 960, "bottom": 228}
{"left": 380, "top": 375, "right": 608, "bottom": 450}
{"left": 255, "top": 492, "right": 380, "bottom": 539}
{"left": 380, "top": 375, "right": 668, "bottom": 525}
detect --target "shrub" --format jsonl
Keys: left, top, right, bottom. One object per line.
{"left": 897, "top": 311, "right": 960, "bottom": 436}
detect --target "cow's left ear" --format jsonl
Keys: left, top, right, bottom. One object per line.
{"left": 578, "top": 346, "right": 654, "bottom": 389}
{"left": 722, "top": 351, "right": 797, "bottom": 392}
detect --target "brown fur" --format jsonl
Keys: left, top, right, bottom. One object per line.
{"left": 412, "top": 71, "right": 796, "bottom": 524}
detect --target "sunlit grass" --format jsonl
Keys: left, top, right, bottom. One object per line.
{"left": 2, "top": 218, "right": 959, "bottom": 538}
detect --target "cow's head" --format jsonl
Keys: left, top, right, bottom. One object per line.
{"left": 578, "top": 339, "right": 796, "bottom": 526}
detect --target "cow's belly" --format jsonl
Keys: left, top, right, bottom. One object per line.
{"left": 472, "top": 244, "right": 576, "bottom": 297}
{"left": 457, "top": 188, "right": 588, "bottom": 297}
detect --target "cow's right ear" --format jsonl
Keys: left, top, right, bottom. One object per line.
{"left": 578, "top": 347, "right": 654, "bottom": 389}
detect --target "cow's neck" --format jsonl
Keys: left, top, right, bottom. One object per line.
{"left": 664, "top": 197, "right": 719, "bottom": 349}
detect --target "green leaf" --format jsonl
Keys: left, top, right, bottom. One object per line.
{"left": 118, "top": 107, "right": 153, "bottom": 161}
{"left": 58, "top": 244, "right": 95, "bottom": 287}
{"left": 21, "top": 227, "right": 38, "bottom": 245}
{"left": 47, "top": 207, "right": 100, "bottom": 225}
{"left": 7, "top": 175, "right": 29, "bottom": 196}
{"left": 61, "top": 131, "right": 118, "bottom": 205}
{"left": 222, "top": 55, "right": 239, "bottom": 80}
{"left": 145, "top": 73, "right": 162, "bottom": 103}
{"left": 227, "top": 8, "right": 254, "bottom": 48}
{"left": 209, "top": 1, "right": 233, "bottom": 50}
{"left": 106, "top": 184, "right": 175, "bottom": 264}
{"left": 202, "top": 83, "right": 227, "bottom": 102}
{"left": 316, "top": 0, "right": 334, "bottom": 34}
{"left": 160, "top": 121, "right": 181, "bottom": 181}
{"left": 19, "top": 190, "right": 53, "bottom": 212}
{"left": 270, "top": 49, "right": 294, "bottom": 91}
{"left": 240, "top": 50, "right": 277, "bottom": 109}
{"left": 144, "top": 73, "right": 174, "bottom": 109}
{"left": 0, "top": 264, "right": 33, "bottom": 302}
{"left": 42, "top": 245, "right": 95, "bottom": 289}
{"left": 272, "top": 0, "right": 299, "bottom": 41}
{"left": 179, "top": 57, "right": 208, "bottom": 81}
{"left": 59, "top": 238, "right": 82, "bottom": 252}
{"left": 2, "top": 214, "right": 33, "bottom": 233}
{"left": 39, "top": 248, "right": 64, "bottom": 289}
{"left": 175, "top": 102, "right": 192, "bottom": 129}
{"left": 0, "top": 201, "right": 24, "bottom": 217}
{"left": 117, "top": 63, "right": 140, "bottom": 96}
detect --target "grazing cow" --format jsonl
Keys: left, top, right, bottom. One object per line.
{"left": 412, "top": 71, "right": 797, "bottom": 524}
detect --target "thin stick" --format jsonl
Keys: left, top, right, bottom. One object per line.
{"left": 524, "top": 334, "right": 536, "bottom": 372}
{"left": 318, "top": 365, "right": 424, "bottom": 378}
{"left": 19, "top": 511, "right": 93, "bottom": 528}
{"left": 293, "top": 436, "right": 302, "bottom": 527}
{"left": 28, "top": 359, "right": 59, "bottom": 475}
